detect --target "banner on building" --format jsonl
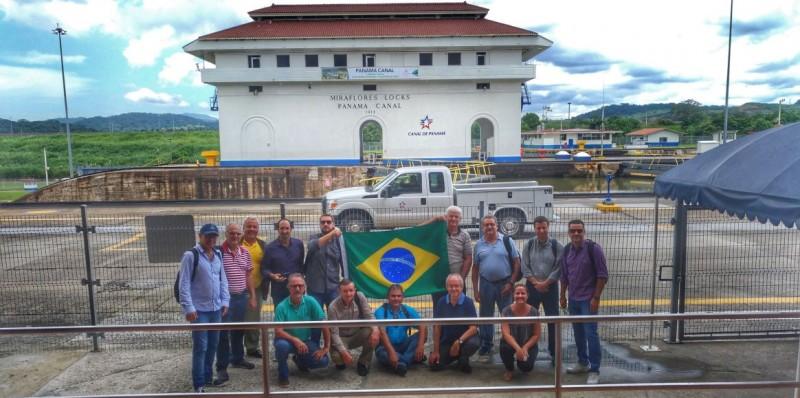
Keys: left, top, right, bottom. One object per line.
{"left": 321, "top": 67, "right": 420, "bottom": 80}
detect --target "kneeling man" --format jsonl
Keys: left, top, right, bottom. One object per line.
{"left": 328, "top": 279, "right": 380, "bottom": 376}
{"left": 375, "top": 284, "right": 427, "bottom": 376}
{"left": 429, "top": 273, "right": 480, "bottom": 373}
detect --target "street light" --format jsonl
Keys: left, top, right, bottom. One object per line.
{"left": 567, "top": 102, "right": 572, "bottom": 128}
{"left": 53, "top": 23, "right": 75, "bottom": 178}
{"left": 778, "top": 98, "right": 785, "bottom": 126}
{"left": 722, "top": 0, "right": 733, "bottom": 144}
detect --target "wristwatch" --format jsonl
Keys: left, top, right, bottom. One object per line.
{"left": 457, "top": 338, "right": 464, "bottom": 345}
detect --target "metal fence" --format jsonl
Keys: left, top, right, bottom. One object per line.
{"left": 0, "top": 202, "right": 798, "bottom": 354}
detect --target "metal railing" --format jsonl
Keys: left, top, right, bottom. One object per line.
{"left": 1, "top": 311, "right": 798, "bottom": 397}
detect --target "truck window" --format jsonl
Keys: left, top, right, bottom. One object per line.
{"left": 390, "top": 173, "right": 422, "bottom": 195}
{"left": 429, "top": 172, "right": 445, "bottom": 193}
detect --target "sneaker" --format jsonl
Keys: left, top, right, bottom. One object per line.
{"left": 194, "top": 386, "right": 205, "bottom": 393}
{"left": 231, "top": 360, "right": 255, "bottom": 369}
{"left": 278, "top": 378, "right": 290, "bottom": 388}
{"left": 247, "top": 350, "right": 263, "bottom": 359}
{"left": 587, "top": 372, "right": 600, "bottom": 384}
{"left": 566, "top": 362, "right": 591, "bottom": 374}
{"left": 395, "top": 363, "right": 408, "bottom": 377}
{"left": 357, "top": 362, "right": 370, "bottom": 376}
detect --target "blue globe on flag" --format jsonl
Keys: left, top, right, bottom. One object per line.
{"left": 379, "top": 247, "right": 416, "bottom": 283}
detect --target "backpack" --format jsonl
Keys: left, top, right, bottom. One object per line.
{"left": 523, "top": 238, "right": 559, "bottom": 269}
{"left": 174, "top": 247, "right": 223, "bottom": 303}
{"left": 563, "top": 240, "right": 596, "bottom": 270}
{"left": 352, "top": 291, "right": 366, "bottom": 319}
{"left": 502, "top": 235, "right": 523, "bottom": 282}
{"left": 378, "top": 303, "right": 415, "bottom": 336}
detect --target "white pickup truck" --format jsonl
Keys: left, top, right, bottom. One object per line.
{"left": 322, "top": 166, "right": 553, "bottom": 236}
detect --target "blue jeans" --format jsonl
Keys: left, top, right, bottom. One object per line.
{"left": 500, "top": 342, "right": 538, "bottom": 372}
{"left": 309, "top": 288, "right": 338, "bottom": 310}
{"left": 274, "top": 329, "right": 329, "bottom": 381}
{"left": 568, "top": 298, "right": 601, "bottom": 372}
{"left": 526, "top": 282, "right": 559, "bottom": 358}
{"left": 191, "top": 310, "right": 222, "bottom": 389}
{"left": 217, "top": 292, "right": 249, "bottom": 370}
{"left": 376, "top": 333, "right": 420, "bottom": 368}
{"left": 478, "top": 277, "right": 512, "bottom": 353}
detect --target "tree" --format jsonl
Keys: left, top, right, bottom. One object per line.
{"left": 605, "top": 116, "right": 642, "bottom": 133}
{"left": 520, "top": 112, "right": 540, "bottom": 131}
{"left": 671, "top": 99, "right": 705, "bottom": 131}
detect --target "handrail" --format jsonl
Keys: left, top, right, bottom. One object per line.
{"left": 2, "top": 310, "right": 798, "bottom": 398}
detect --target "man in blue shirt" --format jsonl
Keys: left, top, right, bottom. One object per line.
{"left": 429, "top": 274, "right": 479, "bottom": 373}
{"left": 263, "top": 219, "right": 305, "bottom": 306}
{"left": 471, "top": 215, "right": 521, "bottom": 362}
{"left": 375, "top": 284, "right": 427, "bottom": 376}
{"left": 178, "top": 224, "right": 230, "bottom": 393}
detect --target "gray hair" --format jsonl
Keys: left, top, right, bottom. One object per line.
{"left": 243, "top": 216, "right": 259, "bottom": 226}
{"left": 445, "top": 273, "right": 464, "bottom": 288}
{"left": 481, "top": 214, "right": 497, "bottom": 225}
{"left": 445, "top": 205, "right": 463, "bottom": 217}
{"left": 225, "top": 223, "right": 242, "bottom": 233}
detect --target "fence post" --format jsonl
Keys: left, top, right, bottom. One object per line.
{"left": 280, "top": 202, "right": 286, "bottom": 219}
{"left": 478, "top": 201, "right": 484, "bottom": 240}
{"left": 668, "top": 202, "right": 688, "bottom": 343}
{"left": 77, "top": 204, "right": 100, "bottom": 352}
{"left": 554, "top": 321, "right": 562, "bottom": 398}
{"left": 261, "top": 327, "right": 271, "bottom": 397}
{"left": 641, "top": 197, "right": 661, "bottom": 351}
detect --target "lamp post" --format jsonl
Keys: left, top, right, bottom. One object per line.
{"left": 53, "top": 23, "right": 75, "bottom": 178}
{"left": 567, "top": 102, "right": 572, "bottom": 128}
{"left": 778, "top": 98, "right": 785, "bottom": 126}
{"left": 722, "top": 0, "right": 733, "bottom": 144}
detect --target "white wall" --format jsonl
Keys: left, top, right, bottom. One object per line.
{"left": 646, "top": 131, "right": 680, "bottom": 143}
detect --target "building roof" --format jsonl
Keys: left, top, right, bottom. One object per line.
{"left": 626, "top": 128, "right": 682, "bottom": 136}
{"left": 199, "top": 18, "right": 535, "bottom": 40}
{"left": 248, "top": 2, "right": 489, "bottom": 18}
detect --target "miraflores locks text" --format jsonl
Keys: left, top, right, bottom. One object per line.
{"left": 330, "top": 94, "right": 410, "bottom": 110}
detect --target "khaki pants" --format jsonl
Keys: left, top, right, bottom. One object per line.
{"left": 331, "top": 327, "right": 374, "bottom": 366}
{"left": 244, "top": 293, "right": 263, "bottom": 354}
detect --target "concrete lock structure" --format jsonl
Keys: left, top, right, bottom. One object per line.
{"left": 185, "top": 2, "right": 552, "bottom": 166}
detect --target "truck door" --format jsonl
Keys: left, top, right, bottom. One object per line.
{"left": 426, "top": 170, "right": 452, "bottom": 214}
{"left": 383, "top": 171, "right": 425, "bottom": 227}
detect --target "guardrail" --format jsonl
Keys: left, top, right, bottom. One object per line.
{"left": 3, "top": 311, "right": 799, "bottom": 398}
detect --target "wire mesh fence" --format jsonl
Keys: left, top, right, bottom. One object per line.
{"left": 0, "top": 203, "right": 798, "bottom": 355}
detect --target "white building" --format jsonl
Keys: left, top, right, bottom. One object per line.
{"left": 185, "top": 2, "right": 552, "bottom": 166}
{"left": 626, "top": 128, "right": 682, "bottom": 147}
{"left": 522, "top": 129, "right": 619, "bottom": 150}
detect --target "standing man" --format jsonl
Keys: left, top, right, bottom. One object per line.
{"left": 472, "top": 214, "right": 521, "bottom": 363}
{"left": 178, "top": 224, "right": 229, "bottom": 394}
{"left": 215, "top": 224, "right": 256, "bottom": 386}
{"left": 241, "top": 216, "right": 268, "bottom": 359}
{"left": 304, "top": 214, "right": 344, "bottom": 309}
{"left": 423, "top": 206, "right": 472, "bottom": 306}
{"left": 560, "top": 219, "right": 608, "bottom": 385}
{"left": 429, "top": 273, "right": 480, "bottom": 373}
{"left": 521, "top": 215, "right": 563, "bottom": 365}
{"left": 375, "top": 284, "right": 427, "bottom": 376}
{"left": 328, "top": 279, "right": 380, "bottom": 376}
{"left": 263, "top": 219, "right": 305, "bottom": 307}
{"left": 274, "top": 273, "right": 330, "bottom": 388}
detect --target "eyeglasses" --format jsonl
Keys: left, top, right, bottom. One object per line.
{"left": 320, "top": 220, "right": 333, "bottom": 224}
{"left": 569, "top": 229, "right": 584, "bottom": 234}
{"left": 289, "top": 284, "right": 305, "bottom": 289}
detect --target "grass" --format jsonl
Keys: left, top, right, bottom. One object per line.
{"left": 0, "top": 191, "right": 27, "bottom": 202}
{"left": 0, "top": 130, "right": 220, "bottom": 179}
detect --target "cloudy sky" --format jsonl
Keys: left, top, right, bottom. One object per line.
{"left": 0, "top": 0, "right": 797, "bottom": 120}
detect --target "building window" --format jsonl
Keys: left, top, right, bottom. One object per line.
{"left": 363, "top": 84, "right": 377, "bottom": 91}
{"left": 247, "top": 55, "right": 261, "bottom": 68}
{"left": 362, "top": 54, "right": 376, "bottom": 67}
{"left": 429, "top": 172, "right": 445, "bottom": 193}
{"left": 476, "top": 52, "right": 486, "bottom": 65}
{"left": 659, "top": 137, "right": 668, "bottom": 143}
{"left": 476, "top": 82, "right": 490, "bottom": 90}
{"left": 603, "top": 133, "right": 610, "bottom": 140}
{"left": 305, "top": 54, "right": 319, "bottom": 67}
{"left": 334, "top": 54, "right": 347, "bottom": 67}
{"left": 448, "top": 52, "right": 461, "bottom": 65}
{"left": 276, "top": 54, "right": 290, "bottom": 68}
{"left": 419, "top": 53, "right": 433, "bottom": 66}
{"left": 560, "top": 134, "right": 567, "bottom": 141}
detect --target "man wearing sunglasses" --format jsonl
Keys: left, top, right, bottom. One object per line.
{"left": 559, "top": 219, "right": 608, "bottom": 385}
{"left": 304, "top": 214, "right": 344, "bottom": 309}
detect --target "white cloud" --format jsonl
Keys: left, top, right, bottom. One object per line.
{"left": 124, "top": 87, "right": 188, "bottom": 106}
{"left": 123, "top": 25, "right": 181, "bottom": 67}
{"left": 159, "top": 52, "right": 201, "bottom": 85}
{"left": 0, "top": 0, "right": 122, "bottom": 36}
{"left": 0, "top": 64, "right": 90, "bottom": 97}
{"left": 7, "top": 50, "right": 86, "bottom": 65}
{"left": 198, "top": 101, "right": 209, "bottom": 109}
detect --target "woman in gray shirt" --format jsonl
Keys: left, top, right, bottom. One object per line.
{"left": 500, "top": 284, "right": 541, "bottom": 381}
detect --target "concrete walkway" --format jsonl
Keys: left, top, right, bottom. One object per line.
{"left": 2, "top": 339, "right": 797, "bottom": 397}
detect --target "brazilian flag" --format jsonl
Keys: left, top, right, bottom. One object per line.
{"left": 343, "top": 221, "right": 450, "bottom": 298}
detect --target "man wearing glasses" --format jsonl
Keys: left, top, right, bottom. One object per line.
{"left": 303, "top": 214, "right": 344, "bottom": 309}
{"left": 559, "top": 219, "right": 608, "bottom": 385}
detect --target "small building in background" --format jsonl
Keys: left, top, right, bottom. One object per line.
{"left": 521, "top": 128, "right": 619, "bottom": 150}
{"left": 711, "top": 130, "right": 738, "bottom": 143}
{"left": 625, "top": 128, "right": 682, "bottom": 147}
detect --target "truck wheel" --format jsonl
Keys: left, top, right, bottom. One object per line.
{"left": 338, "top": 212, "right": 373, "bottom": 233}
{"left": 497, "top": 210, "right": 525, "bottom": 237}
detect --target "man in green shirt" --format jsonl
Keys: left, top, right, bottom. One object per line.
{"left": 274, "top": 273, "right": 331, "bottom": 388}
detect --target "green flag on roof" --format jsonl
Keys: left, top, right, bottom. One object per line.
{"left": 343, "top": 221, "right": 450, "bottom": 299}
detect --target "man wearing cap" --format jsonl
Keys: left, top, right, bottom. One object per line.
{"left": 178, "top": 223, "right": 229, "bottom": 393}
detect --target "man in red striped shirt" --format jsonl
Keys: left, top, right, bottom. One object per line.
{"left": 214, "top": 223, "right": 257, "bottom": 385}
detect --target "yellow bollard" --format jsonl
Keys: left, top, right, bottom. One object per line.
{"left": 201, "top": 150, "right": 220, "bottom": 167}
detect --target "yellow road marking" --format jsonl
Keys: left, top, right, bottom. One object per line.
{"left": 259, "top": 296, "right": 800, "bottom": 313}
{"left": 101, "top": 232, "right": 144, "bottom": 252}
{"left": 25, "top": 210, "right": 57, "bottom": 215}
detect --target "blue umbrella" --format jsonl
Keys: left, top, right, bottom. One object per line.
{"left": 654, "top": 122, "right": 800, "bottom": 228}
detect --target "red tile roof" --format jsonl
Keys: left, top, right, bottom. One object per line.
{"left": 200, "top": 18, "right": 535, "bottom": 40}
{"left": 627, "top": 128, "right": 681, "bottom": 136}
{"left": 249, "top": 2, "right": 488, "bottom": 17}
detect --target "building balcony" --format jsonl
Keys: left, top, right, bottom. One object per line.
{"left": 200, "top": 64, "right": 535, "bottom": 84}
